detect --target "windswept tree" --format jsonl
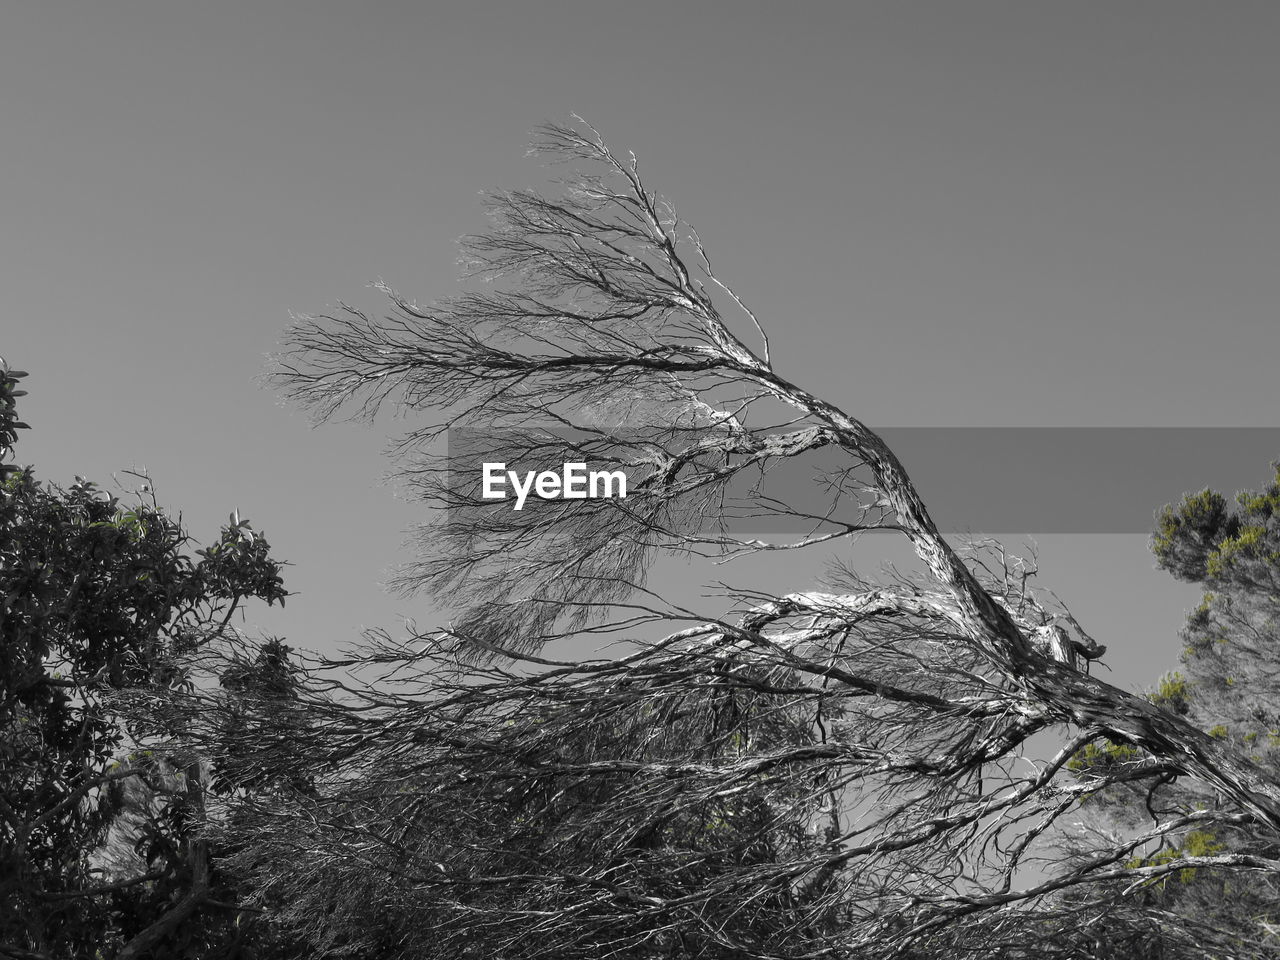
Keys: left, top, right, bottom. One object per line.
{"left": 0, "top": 360, "right": 293, "bottom": 960}
{"left": 221, "top": 121, "right": 1280, "bottom": 957}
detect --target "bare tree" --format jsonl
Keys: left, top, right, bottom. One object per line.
{"left": 224, "top": 120, "right": 1280, "bottom": 957}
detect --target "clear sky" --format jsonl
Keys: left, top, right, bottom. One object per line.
{"left": 4, "top": 2, "right": 1278, "bottom": 691}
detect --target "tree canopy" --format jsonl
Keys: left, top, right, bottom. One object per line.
{"left": 1058, "top": 465, "right": 1280, "bottom": 957}
{"left": 0, "top": 358, "right": 293, "bottom": 960}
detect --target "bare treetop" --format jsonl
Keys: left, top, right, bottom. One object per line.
{"left": 257, "top": 120, "right": 1280, "bottom": 957}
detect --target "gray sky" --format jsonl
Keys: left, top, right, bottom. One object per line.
{"left": 5, "top": 2, "right": 1278, "bottom": 691}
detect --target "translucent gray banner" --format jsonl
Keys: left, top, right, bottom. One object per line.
{"left": 444, "top": 428, "right": 1280, "bottom": 534}
{"left": 881, "top": 428, "right": 1280, "bottom": 534}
